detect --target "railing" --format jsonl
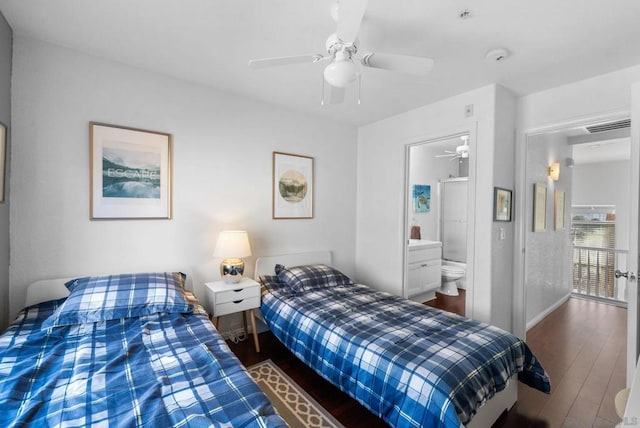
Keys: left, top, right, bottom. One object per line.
{"left": 572, "top": 245, "right": 627, "bottom": 304}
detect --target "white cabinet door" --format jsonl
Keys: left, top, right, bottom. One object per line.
{"left": 407, "top": 263, "right": 424, "bottom": 297}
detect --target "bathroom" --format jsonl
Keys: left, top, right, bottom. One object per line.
{"left": 405, "top": 134, "right": 469, "bottom": 305}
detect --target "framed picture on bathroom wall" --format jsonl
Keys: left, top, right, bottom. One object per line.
{"left": 533, "top": 182, "right": 547, "bottom": 232}
{"left": 493, "top": 187, "right": 512, "bottom": 222}
{"left": 412, "top": 184, "right": 430, "bottom": 213}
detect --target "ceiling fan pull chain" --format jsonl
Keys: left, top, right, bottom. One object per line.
{"left": 321, "top": 76, "right": 325, "bottom": 106}
{"left": 358, "top": 74, "right": 362, "bottom": 105}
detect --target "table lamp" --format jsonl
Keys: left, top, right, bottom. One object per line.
{"left": 213, "top": 230, "right": 252, "bottom": 284}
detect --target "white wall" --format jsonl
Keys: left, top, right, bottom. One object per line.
{"left": 8, "top": 36, "right": 358, "bottom": 321}
{"left": 356, "top": 84, "right": 516, "bottom": 331}
{"left": 0, "top": 12, "right": 11, "bottom": 330}
{"left": 524, "top": 133, "right": 573, "bottom": 327}
{"left": 490, "top": 85, "right": 517, "bottom": 332}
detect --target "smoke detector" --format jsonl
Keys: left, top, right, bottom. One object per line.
{"left": 485, "top": 48, "right": 510, "bottom": 62}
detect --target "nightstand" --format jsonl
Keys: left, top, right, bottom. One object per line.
{"left": 204, "top": 278, "right": 261, "bottom": 352}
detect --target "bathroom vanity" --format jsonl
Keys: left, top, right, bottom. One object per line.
{"left": 406, "top": 240, "right": 442, "bottom": 301}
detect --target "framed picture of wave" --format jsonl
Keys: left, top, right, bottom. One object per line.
{"left": 272, "top": 151, "right": 314, "bottom": 219}
{"left": 90, "top": 122, "right": 172, "bottom": 219}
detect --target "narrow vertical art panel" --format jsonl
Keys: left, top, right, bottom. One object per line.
{"left": 533, "top": 182, "right": 547, "bottom": 232}
{"left": 554, "top": 189, "right": 565, "bottom": 230}
{"left": 90, "top": 122, "right": 172, "bottom": 219}
{"left": 272, "top": 152, "right": 314, "bottom": 219}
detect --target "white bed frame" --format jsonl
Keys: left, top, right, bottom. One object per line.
{"left": 254, "top": 250, "right": 517, "bottom": 427}
{"left": 25, "top": 278, "right": 72, "bottom": 307}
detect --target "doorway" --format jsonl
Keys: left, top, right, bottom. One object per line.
{"left": 403, "top": 132, "right": 473, "bottom": 309}
{"left": 518, "top": 113, "right": 637, "bottom": 387}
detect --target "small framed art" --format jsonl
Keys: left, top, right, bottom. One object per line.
{"left": 533, "top": 182, "right": 547, "bottom": 232}
{"left": 90, "top": 122, "right": 173, "bottom": 219}
{"left": 493, "top": 187, "right": 512, "bottom": 222}
{"left": 272, "top": 151, "right": 314, "bottom": 219}
{"left": 413, "top": 184, "right": 431, "bottom": 213}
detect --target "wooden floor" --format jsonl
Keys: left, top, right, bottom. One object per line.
{"left": 229, "top": 293, "right": 626, "bottom": 428}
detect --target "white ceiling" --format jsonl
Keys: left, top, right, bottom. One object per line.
{"left": 1, "top": 1, "right": 640, "bottom": 126}
{"left": 571, "top": 138, "right": 630, "bottom": 165}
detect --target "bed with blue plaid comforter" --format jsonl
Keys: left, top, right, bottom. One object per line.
{"left": 260, "top": 277, "right": 550, "bottom": 428}
{"left": 0, "top": 291, "right": 286, "bottom": 427}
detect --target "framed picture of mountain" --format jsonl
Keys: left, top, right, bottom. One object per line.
{"left": 90, "top": 122, "right": 172, "bottom": 219}
{"left": 272, "top": 151, "right": 314, "bottom": 219}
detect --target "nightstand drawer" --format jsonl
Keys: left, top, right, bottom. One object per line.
{"left": 216, "top": 285, "right": 259, "bottom": 304}
{"left": 214, "top": 296, "right": 260, "bottom": 317}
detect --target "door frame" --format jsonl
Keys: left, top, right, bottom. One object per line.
{"left": 514, "top": 109, "right": 637, "bottom": 384}
{"left": 402, "top": 126, "right": 476, "bottom": 312}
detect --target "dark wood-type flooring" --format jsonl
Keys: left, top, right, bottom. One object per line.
{"left": 229, "top": 291, "right": 626, "bottom": 427}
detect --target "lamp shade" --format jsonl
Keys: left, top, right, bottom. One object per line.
{"left": 213, "top": 231, "right": 252, "bottom": 258}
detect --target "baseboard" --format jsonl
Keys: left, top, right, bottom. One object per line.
{"left": 526, "top": 292, "right": 571, "bottom": 331}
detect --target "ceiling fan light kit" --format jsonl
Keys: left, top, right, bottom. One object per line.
{"left": 248, "top": 0, "right": 434, "bottom": 104}
{"left": 324, "top": 50, "right": 359, "bottom": 87}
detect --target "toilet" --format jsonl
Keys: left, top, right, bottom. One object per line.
{"left": 440, "top": 261, "right": 465, "bottom": 296}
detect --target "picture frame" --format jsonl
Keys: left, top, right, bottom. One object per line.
{"left": 272, "top": 151, "right": 314, "bottom": 219}
{"left": 0, "top": 123, "right": 6, "bottom": 203}
{"left": 90, "top": 122, "right": 172, "bottom": 219}
{"left": 493, "top": 187, "right": 512, "bottom": 222}
{"left": 554, "top": 189, "right": 565, "bottom": 230}
{"left": 533, "top": 182, "right": 547, "bottom": 232}
{"left": 413, "top": 184, "right": 431, "bottom": 213}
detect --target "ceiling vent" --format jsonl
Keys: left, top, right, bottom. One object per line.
{"left": 586, "top": 119, "right": 631, "bottom": 134}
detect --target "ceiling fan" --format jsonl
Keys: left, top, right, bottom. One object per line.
{"left": 248, "top": 0, "right": 434, "bottom": 104}
{"left": 435, "top": 136, "right": 470, "bottom": 161}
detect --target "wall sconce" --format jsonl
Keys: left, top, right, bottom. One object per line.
{"left": 213, "top": 230, "right": 252, "bottom": 284}
{"left": 548, "top": 162, "right": 560, "bottom": 181}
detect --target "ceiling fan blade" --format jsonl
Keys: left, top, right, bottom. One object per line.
{"left": 248, "top": 54, "right": 326, "bottom": 69}
{"left": 435, "top": 153, "right": 456, "bottom": 158}
{"left": 328, "top": 85, "right": 345, "bottom": 104}
{"left": 361, "top": 52, "right": 434, "bottom": 76}
{"left": 336, "top": 0, "right": 368, "bottom": 43}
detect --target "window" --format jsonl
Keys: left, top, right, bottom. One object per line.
{"left": 571, "top": 206, "right": 616, "bottom": 299}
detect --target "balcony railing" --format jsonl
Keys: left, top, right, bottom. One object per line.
{"left": 572, "top": 245, "right": 627, "bottom": 304}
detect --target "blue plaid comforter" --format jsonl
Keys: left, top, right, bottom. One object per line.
{"left": 0, "top": 293, "right": 287, "bottom": 428}
{"left": 260, "top": 278, "right": 550, "bottom": 427}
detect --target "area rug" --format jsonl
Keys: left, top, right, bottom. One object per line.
{"left": 247, "top": 359, "right": 344, "bottom": 428}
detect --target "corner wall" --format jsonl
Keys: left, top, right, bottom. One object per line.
{"left": 0, "top": 12, "right": 12, "bottom": 331}
{"left": 356, "top": 84, "right": 516, "bottom": 331}
{"left": 9, "top": 36, "right": 358, "bottom": 320}
{"left": 524, "top": 133, "right": 573, "bottom": 327}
